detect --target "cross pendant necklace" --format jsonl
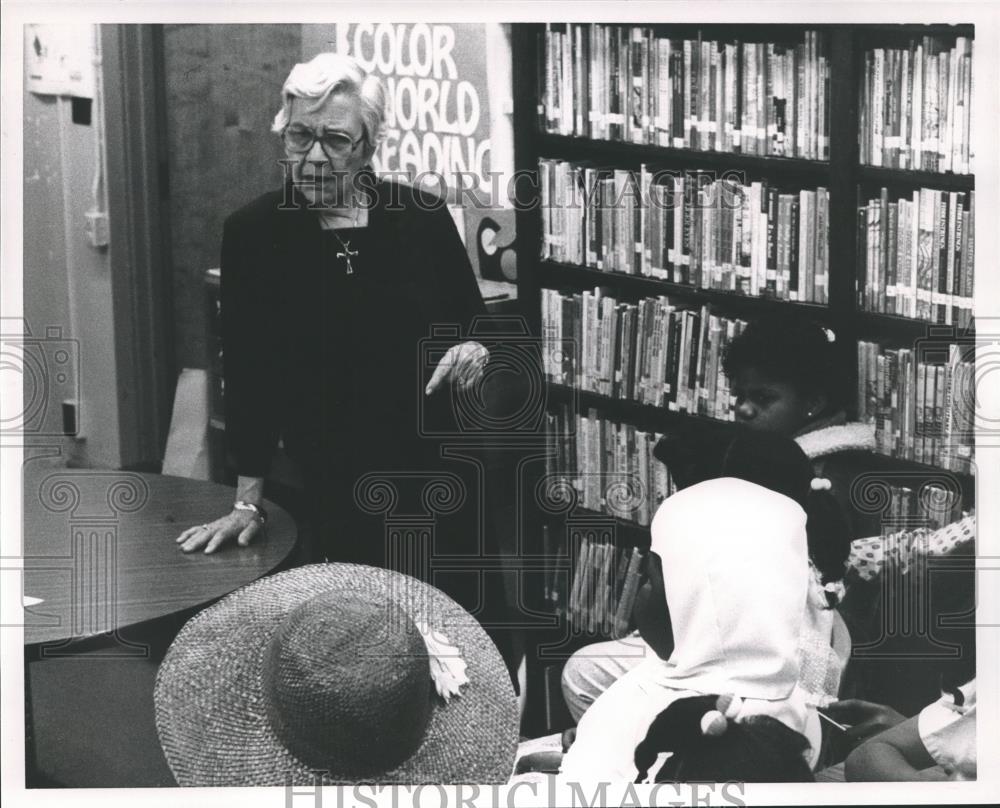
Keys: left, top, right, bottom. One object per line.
{"left": 323, "top": 203, "right": 362, "bottom": 276}
{"left": 333, "top": 233, "right": 358, "bottom": 275}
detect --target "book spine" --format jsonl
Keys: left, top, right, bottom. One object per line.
{"left": 946, "top": 191, "right": 960, "bottom": 325}
{"left": 666, "top": 309, "right": 681, "bottom": 410}
{"left": 900, "top": 46, "right": 911, "bottom": 169}
{"left": 789, "top": 196, "right": 800, "bottom": 301}
{"left": 757, "top": 41, "right": 767, "bottom": 155}
{"left": 734, "top": 40, "right": 743, "bottom": 153}
{"left": 820, "top": 43, "right": 829, "bottom": 159}
{"left": 875, "top": 354, "right": 886, "bottom": 453}
{"left": 857, "top": 203, "right": 867, "bottom": 310}
{"left": 886, "top": 200, "right": 898, "bottom": 316}
{"left": 877, "top": 187, "right": 888, "bottom": 314}
{"left": 898, "top": 198, "right": 911, "bottom": 317}
{"left": 630, "top": 27, "right": 644, "bottom": 143}
{"left": 856, "top": 341, "right": 867, "bottom": 421}
{"left": 568, "top": 535, "right": 588, "bottom": 626}
{"left": 745, "top": 42, "right": 757, "bottom": 156}
{"left": 936, "top": 189, "right": 949, "bottom": 323}
{"left": 872, "top": 48, "right": 884, "bottom": 166}
{"left": 888, "top": 350, "right": 900, "bottom": 456}
{"left": 933, "top": 364, "right": 946, "bottom": 467}
{"left": 738, "top": 181, "right": 751, "bottom": 294}
{"left": 765, "top": 186, "right": 778, "bottom": 297}
{"left": 766, "top": 43, "right": 777, "bottom": 154}
{"left": 684, "top": 38, "right": 694, "bottom": 149}
{"left": 672, "top": 44, "right": 685, "bottom": 148}
{"left": 816, "top": 188, "right": 829, "bottom": 304}
{"left": 804, "top": 189, "right": 816, "bottom": 303}
{"left": 657, "top": 38, "right": 671, "bottom": 146}
{"left": 916, "top": 362, "right": 927, "bottom": 464}
{"left": 612, "top": 547, "right": 643, "bottom": 638}
{"left": 750, "top": 181, "right": 763, "bottom": 296}
{"left": 701, "top": 38, "right": 712, "bottom": 151}
{"left": 962, "top": 44, "right": 972, "bottom": 174}
{"left": 923, "top": 43, "right": 938, "bottom": 172}
{"left": 941, "top": 48, "right": 952, "bottom": 173}
{"left": 912, "top": 41, "right": 923, "bottom": 170}
{"left": 682, "top": 174, "right": 694, "bottom": 285}
{"left": 885, "top": 48, "right": 898, "bottom": 168}
{"left": 807, "top": 31, "right": 815, "bottom": 159}
{"left": 713, "top": 41, "right": 723, "bottom": 152}
{"left": 860, "top": 51, "right": 870, "bottom": 163}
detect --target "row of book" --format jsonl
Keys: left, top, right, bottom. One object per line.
{"left": 857, "top": 341, "right": 974, "bottom": 473}
{"left": 881, "top": 483, "right": 966, "bottom": 532}
{"left": 539, "top": 25, "right": 831, "bottom": 159}
{"left": 542, "top": 486, "right": 963, "bottom": 635}
{"left": 859, "top": 37, "right": 974, "bottom": 174}
{"left": 569, "top": 537, "right": 644, "bottom": 636}
{"left": 542, "top": 288, "right": 748, "bottom": 417}
{"left": 539, "top": 523, "right": 647, "bottom": 637}
{"left": 539, "top": 158, "right": 831, "bottom": 302}
{"left": 544, "top": 404, "right": 675, "bottom": 526}
{"left": 857, "top": 188, "right": 975, "bottom": 326}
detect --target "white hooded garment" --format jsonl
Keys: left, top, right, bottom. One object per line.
{"left": 560, "top": 477, "right": 819, "bottom": 783}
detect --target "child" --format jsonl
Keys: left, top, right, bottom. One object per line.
{"left": 634, "top": 694, "right": 814, "bottom": 783}
{"left": 558, "top": 431, "right": 847, "bottom": 782}
{"left": 562, "top": 317, "right": 975, "bottom": 721}
{"left": 562, "top": 317, "right": 865, "bottom": 722}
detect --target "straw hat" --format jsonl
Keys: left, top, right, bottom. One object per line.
{"left": 154, "top": 563, "right": 519, "bottom": 786}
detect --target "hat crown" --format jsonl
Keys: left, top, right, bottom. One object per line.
{"left": 262, "top": 589, "right": 432, "bottom": 777}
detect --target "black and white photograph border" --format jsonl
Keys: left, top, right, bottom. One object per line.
{"left": 2, "top": 1, "right": 999, "bottom": 807}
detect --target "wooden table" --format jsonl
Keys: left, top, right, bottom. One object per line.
{"left": 21, "top": 466, "right": 298, "bottom": 787}
{"left": 23, "top": 468, "right": 297, "bottom": 647}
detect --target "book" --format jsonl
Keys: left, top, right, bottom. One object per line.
{"left": 859, "top": 35, "right": 973, "bottom": 174}
{"left": 859, "top": 340, "right": 974, "bottom": 466}
{"left": 613, "top": 547, "right": 644, "bottom": 638}
{"left": 540, "top": 27, "right": 831, "bottom": 158}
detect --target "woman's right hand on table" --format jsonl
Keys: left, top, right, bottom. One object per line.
{"left": 175, "top": 508, "right": 263, "bottom": 554}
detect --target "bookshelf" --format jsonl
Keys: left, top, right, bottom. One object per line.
{"left": 511, "top": 23, "right": 977, "bottom": 733}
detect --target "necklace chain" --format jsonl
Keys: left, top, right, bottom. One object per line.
{"left": 326, "top": 204, "right": 361, "bottom": 276}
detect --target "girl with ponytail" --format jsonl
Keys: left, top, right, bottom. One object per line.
{"left": 633, "top": 694, "right": 813, "bottom": 784}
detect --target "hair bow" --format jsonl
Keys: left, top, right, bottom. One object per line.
{"left": 810, "top": 477, "right": 832, "bottom": 491}
{"left": 700, "top": 694, "right": 745, "bottom": 736}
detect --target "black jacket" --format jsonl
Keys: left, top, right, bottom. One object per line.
{"left": 220, "top": 176, "right": 487, "bottom": 481}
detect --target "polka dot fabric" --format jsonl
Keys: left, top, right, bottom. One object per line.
{"left": 848, "top": 513, "right": 976, "bottom": 582}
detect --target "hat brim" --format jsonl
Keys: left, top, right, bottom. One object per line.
{"left": 154, "top": 563, "right": 519, "bottom": 786}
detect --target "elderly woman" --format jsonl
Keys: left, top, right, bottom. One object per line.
{"left": 174, "top": 54, "right": 494, "bottom": 601}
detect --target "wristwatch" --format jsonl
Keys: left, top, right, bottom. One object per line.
{"left": 233, "top": 500, "right": 268, "bottom": 525}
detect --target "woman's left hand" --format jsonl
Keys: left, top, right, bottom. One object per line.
{"left": 425, "top": 341, "right": 489, "bottom": 394}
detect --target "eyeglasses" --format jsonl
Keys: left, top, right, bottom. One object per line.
{"left": 282, "top": 125, "right": 365, "bottom": 158}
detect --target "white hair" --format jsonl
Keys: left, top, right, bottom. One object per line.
{"left": 271, "top": 52, "right": 387, "bottom": 153}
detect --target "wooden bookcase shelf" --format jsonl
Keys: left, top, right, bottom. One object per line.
{"left": 852, "top": 310, "right": 977, "bottom": 342}
{"left": 858, "top": 165, "right": 975, "bottom": 190}
{"left": 546, "top": 382, "right": 736, "bottom": 433}
{"left": 536, "top": 133, "right": 832, "bottom": 179}
{"left": 512, "top": 22, "right": 977, "bottom": 426}
{"left": 538, "top": 260, "right": 833, "bottom": 318}
{"left": 547, "top": 382, "right": 974, "bottom": 482}
{"left": 512, "top": 24, "right": 977, "bottom": 734}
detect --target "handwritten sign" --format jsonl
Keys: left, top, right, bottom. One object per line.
{"left": 333, "top": 23, "right": 492, "bottom": 195}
